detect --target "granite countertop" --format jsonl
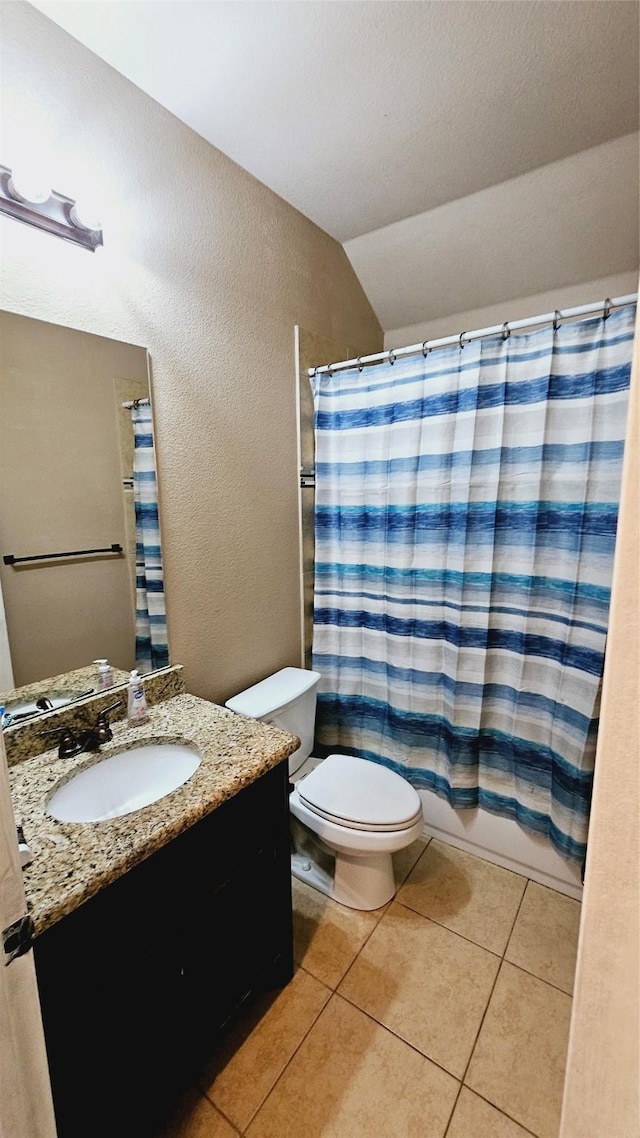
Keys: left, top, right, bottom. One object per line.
{"left": 9, "top": 693, "right": 299, "bottom": 937}
{"left": 1, "top": 663, "right": 131, "bottom": 716}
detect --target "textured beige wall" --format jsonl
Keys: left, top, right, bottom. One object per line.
{"left": 560, "top": 298, "right": 640, "bottom": 1138}
{"left": 0, "top": 2, "right": 382, "bottom": 704}
{"left": 384, "top": 271, "right": 640, "bottom": 349}
{"left": 0, "top": 312, "right": 147, "bottom": 685}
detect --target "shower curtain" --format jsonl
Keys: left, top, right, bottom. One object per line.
{"left": 131, "top": 404, "right": 169, "bottom": 672}
{"left": 311, "top": 304, "right": 635, "bottom": 861}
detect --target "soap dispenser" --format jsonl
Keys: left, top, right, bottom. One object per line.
{"left": 94, "top": 659, "right": 114, "bottom": 689}
{"left": 127, "top": 669, "right": 149, "bottom": 725}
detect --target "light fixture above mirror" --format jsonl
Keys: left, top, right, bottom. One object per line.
{"left": 0, "top": 163, "right": 103, "bottom": 251}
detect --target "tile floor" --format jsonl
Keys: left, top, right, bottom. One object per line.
{"left": 156, "top": 836, "right": 581, "bottom": 1138}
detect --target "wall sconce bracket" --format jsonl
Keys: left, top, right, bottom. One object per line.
{"left": 0, "top": 165, "right": 103, "bottom": 251}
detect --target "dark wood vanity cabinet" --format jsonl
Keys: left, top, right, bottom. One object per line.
{"left": 33, "top": 760, "right": 294, "bottom": 1138}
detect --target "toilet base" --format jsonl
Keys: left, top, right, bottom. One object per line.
{"left": 332, "top": 847, "right": 397, "bottom": 910}
{"left": 291, "top": 850, "right": 334, "bottom": 899}
{"left": 291, "top": 844, "right": 396, "bottom": 911}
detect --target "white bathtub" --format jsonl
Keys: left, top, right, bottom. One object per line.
{"left": 418, "top": 789, "right": 583, "bottom": 899}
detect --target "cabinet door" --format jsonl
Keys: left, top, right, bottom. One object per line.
{"left": 34, "top": 761, "right": 294, "bottom": 1137}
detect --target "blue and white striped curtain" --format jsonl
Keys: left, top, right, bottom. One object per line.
{"left": 131, "top": 404, "right": 169, "bottom": 673}
{"left": 312, "top": 305, "right": 635, "bottom": 862}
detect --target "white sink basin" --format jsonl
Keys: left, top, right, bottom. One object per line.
{"left": 46, "top": 743, "right": 201, "bottom": 823}
{"left": 7, "top": 693, "right": 76, "bottom": 722}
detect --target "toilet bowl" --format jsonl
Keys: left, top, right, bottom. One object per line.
{"left": 225, "top": 668, "right": 424, "bottom": 911}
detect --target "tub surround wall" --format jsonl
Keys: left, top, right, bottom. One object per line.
{"left": 421, "top": 789, "right": 583, "bottom": 901}
{"left": 0, "top": 1, "right": 383, "bottom": 709}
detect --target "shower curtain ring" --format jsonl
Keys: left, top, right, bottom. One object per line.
{"left": 553, "top": 310, "right": 561, "bottom": 332}
{"left": 502, "top": 322, "right": 510, "bottom": 340}
{"left": 388, "top": 348, "right": 396, "bottom": 365}
{"left": 459, "top": 331, "right": 467, "bottom": 350}
{"left": 357, "top": 357, "right": 364, "bottom": 372}
{"left": 422, "top": 340, "right": 431, "bottom": 357}
{"left": 603, "top": 298, "right": 612, "bottom": 319}
{"left": 327, "top": 362, "right": 335, "bottom": 376}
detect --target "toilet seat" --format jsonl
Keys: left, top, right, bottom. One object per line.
{"left": 297, "top": 753, "right": 422, "bottom": 833}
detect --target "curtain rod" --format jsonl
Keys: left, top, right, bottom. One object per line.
{"left": 308, "top": 293, "right": 638, "bottom": 377}
{"left": 121, "top": 397, "right": 150, "bottom": 408}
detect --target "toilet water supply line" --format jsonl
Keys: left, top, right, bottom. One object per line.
{"left": 308, "top": 292, "right": 638, "bottom": 377}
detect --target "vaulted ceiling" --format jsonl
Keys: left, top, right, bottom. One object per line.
{"left": 30, "top": 1, "right": 640, "bottom": 331}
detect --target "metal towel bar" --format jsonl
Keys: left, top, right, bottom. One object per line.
{"left": 3, "top": 543, "right": 123, "bottom": 566}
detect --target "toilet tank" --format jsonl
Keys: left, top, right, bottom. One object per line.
{"left": 225, "top": 668, "right": 321, "bottom": 776}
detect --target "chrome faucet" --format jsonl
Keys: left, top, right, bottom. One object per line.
{"left": 41, "top": 701, "right": 122, "bottom": 759}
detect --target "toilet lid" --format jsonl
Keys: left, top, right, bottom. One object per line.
{"left": 298, "top": 753, "right": 422, "bottom": 832}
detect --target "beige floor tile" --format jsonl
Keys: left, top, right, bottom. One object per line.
{"left": 397, "top": 839, "right": 527, "bottom": 954}
{"left": 392, "top": 834, "right": 431, "bottom": 886}
{"left": 199, "top": 969, "right": 327, "bottom": 1128}
{"left": 246, "top": 994, "right": 459, "bottom": 1138}
{"left": 292, "top": 876, "right": 383, "bottom": 988}
{"left": 154, "top": 1086, "right": 239, "bottom": 1138}
{"left": 447, "top": 1088, "right": 535, "bottom": 1138}
{"left": 338, "top": 902, "right": 500, "bottom": 1078}
{"left": 466, "top": 961, "right": 572, "bottom": 1138}
{"left": 198, "top": 967, "right": 331, "bottom": 1131}
{"left": 505, "top": 881, "right": 581, "bottom": 994}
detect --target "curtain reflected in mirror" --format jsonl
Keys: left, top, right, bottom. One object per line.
{"left": 0, "top": 311, "right": 168, "bottom": 703}
{"left": 130, "top": 402, "right": 168, "bottom": 671}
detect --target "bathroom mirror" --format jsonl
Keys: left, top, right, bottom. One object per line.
{"left": 0, "top": 311, "right": 169, "bottom": 713}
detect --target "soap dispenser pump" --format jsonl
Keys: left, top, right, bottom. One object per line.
{"left": 94, "top": 659, "right": 114, "bottom": 689}
{"left": 127, "top": 669, "right": 149, "bottom": 725}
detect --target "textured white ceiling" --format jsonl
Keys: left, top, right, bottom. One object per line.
{"left": 28, "top": 0, "right": 640, "bottom": 332}
{"left": 346, "top": 134, "right": 640, "bottom": 331}
{"left": 30, "top": 1, "right": 639, "bottom": 242}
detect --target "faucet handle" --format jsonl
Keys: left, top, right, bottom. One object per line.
{"left": 97, "top": 700, "right": 122, "bottom": 720}
{"left": 93, "top": 701, "right": 123, "bottom": 742}
{"left": 39, "top": 726, "right": 83, "bottom": 759}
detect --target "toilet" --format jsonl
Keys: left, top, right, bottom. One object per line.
{"left": 225, "top": 667, "right": 424, "bottom": 911}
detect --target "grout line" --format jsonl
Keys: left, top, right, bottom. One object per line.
{"left": 441, "top": 1087, "right": 462, "bottom": 1137}
{"left": 214, "top": 965, "right": 333, "bottom": 1134}
{"left": 395, "top": 881, "right": 574, "bottom": 996}
{"left": 501, "top": 957, "right": 575, "bottom": 999}
{"left": 331, "top": 838, "right": 433, "bottom": 990}
{"left": 443, "top": 882, "right": 532, "bottom": 1138}
{"left": 503, "top": 876, "right": 531, "bottom": 959}
{"left": 460, "top": 879, "right": 529, "bottom": 1081}
{"left": 332, "top": 901, "right": 391, "bottom": 991}
{"left": 461, "top": 1087, "right": 540, "bottom": 1138}
{"left": 438, "top": 883, "right": 528, "bottom": 1138}
{"left": 236, "top": 990, "right": 349, "bottom": 1134}
{"left": 441, "top": 963, "right": 503, "bottom": 1137}
{"left": 333, "top": 988, "right": 465, "bottom": 1085}
{"left": 393, "top": 897, "right": 505, "bottom": 960}
{"left": 215, "top": 855, "right": 571, "bottom": 1136}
